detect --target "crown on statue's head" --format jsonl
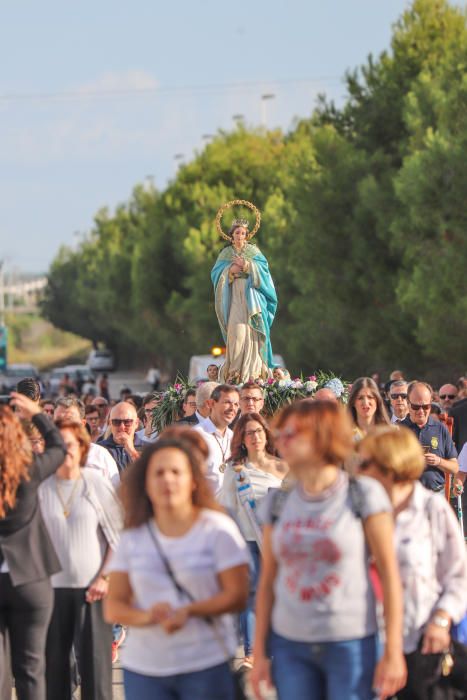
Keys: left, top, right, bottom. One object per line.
{"left": 231, "top": 218, "right": 250, "bottom": 229}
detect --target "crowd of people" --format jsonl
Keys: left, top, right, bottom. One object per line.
{"left": 0, "top": 367, "right": 466, "bottom": 700}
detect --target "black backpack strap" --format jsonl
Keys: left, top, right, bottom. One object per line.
{"left": 348, "top": 476, "right": 364, "bottom": 519}
{"left": 270, "top": 488, "right": 291, "bottom": 525}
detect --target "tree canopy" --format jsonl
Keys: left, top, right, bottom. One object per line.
{"left": 43, "top": 0, "right": 467, "bottom": 381}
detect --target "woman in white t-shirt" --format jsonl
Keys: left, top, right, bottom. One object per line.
{"left": 358, "top": 426, "right": 467, "bottom": 699}
{"left": 219, "top": 412, "right": 287, "bottom": 667}
{"left": 251, "top": 400, "right": 407, "bottom": 700}
{"left": 104, "top": 427, "right": 250, "bottom": 700}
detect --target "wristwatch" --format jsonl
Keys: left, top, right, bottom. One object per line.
{"left": 431, "top": 615, "right": 450, "bottom": 629}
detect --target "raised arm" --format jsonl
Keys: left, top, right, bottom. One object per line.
{"left": 9, "top": 392, "right": 66, "bottom": 482}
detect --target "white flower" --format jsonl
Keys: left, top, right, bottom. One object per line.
{"left": 278, "top": 379, "right": 288, "bottom": 390}
{"left": 305, "top": 380, "right": 318, "bottom": 392}
{"left": 291, "top": 380, "right": 303, "bottom": 389}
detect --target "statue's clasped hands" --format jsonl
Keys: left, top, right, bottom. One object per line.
{"left": 230, "top": 256, "right": 246, "bottom": 275}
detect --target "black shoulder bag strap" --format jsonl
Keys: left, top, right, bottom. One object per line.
{"left": 146, "top": 522, "right": 200, "bottom": 609}
{"left": 145, "top": 523, "right": 248, "bottom": 700}
{"left": 348, "top": 475, "right": 364, "bottom": 519}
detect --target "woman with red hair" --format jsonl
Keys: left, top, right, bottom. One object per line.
{"left": 251, "top": 400, "right": 406, "bottom": 700}
{"left": 0, "top": 393, "right": 66, "bottom": 700}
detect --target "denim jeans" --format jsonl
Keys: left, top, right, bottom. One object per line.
{"left": 239, "top": 540, "right": 261, "bottom": 657}
{"left": 269, "top": 630, "right": 378, "bottom": 700}
{"left": 123, "top": 662, "right": 235, "bottom": 700}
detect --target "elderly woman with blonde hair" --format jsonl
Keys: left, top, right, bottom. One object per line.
{"left": 358, "top": 426, "right": 467, "bottom": 699}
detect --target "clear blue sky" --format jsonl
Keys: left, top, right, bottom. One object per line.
{"left": 1, "top": 0, "right": 419, "bottom": 273}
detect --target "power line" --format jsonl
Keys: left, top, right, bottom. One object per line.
{"left": 0, "top": 76, "right": 343, "bottom": 105}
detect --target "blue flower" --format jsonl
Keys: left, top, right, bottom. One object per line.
{"left": 324, "top": 378, "right": 344, "bottom": 398}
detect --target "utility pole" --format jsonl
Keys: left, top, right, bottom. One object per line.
{"left": 261, "top": 93, "right": 276, "bottom": 128}
{"left": 0, "top": 260, "right": 4, "bottom": 326}
{"left": 0, "top": 260, "right": 6, "bottom": 372}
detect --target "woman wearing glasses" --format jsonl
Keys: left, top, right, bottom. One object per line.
{"left": 251, "top": 401, "right": 406, "bottom": 700}
{"left": 219, "top": 413, "right": 287, "bottom": 667}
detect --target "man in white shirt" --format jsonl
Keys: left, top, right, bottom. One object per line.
{"left": 196, "top": 384, "right": 239, "bottom": 495}
{"left": 54, "top": 397, "right": 120, "bottom": 487}
{"left": 194, "top": 381, "right": 219, "bottom": 428}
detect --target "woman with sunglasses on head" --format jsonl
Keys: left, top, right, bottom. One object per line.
{"left": 358, "top": 426, "right": 467, "bottom": 699}
{"left": 0, "top": 393, "right": 66, "bottom": 700}
{"left": 219, "top": 412, "right": 287, "bottom": 668}
{"left": 39, "top": 419, "right": 121, "bottom": 700}
{"left": 104, "top": 427, "right": 250, "bottom": 700}
{"left": 251, "top": 400, "right": 406, "bottom": 700}
{"left": 348, "top": 377, "right": 390, "bottom": 441}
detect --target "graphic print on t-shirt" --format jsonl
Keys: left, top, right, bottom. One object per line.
{"left": 278, "top": 516, "right": 342, "bottom": 602}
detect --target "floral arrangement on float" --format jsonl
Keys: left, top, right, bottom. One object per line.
{"left": 151, "top": 371, "right": 349, "bottom": 432}
{"left": 151, "top": 375, "right": 196, "bottom": 433}
{"left": 259, "top": 371, "right": 348, "bottom": 416}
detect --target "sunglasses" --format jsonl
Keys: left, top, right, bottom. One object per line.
{"left": 390, "top": 393, "right": 408, "bottom": 400}
{"left": 273, "top": 427, "right": 299, "bottom": 441}
{"left": 359, "top": 458, "right": 396, "bottom": 480}
{"left": 439, "top": 394, "right": 456, "bottom": 400}
{"left": 111, "top": 418, "right": 134, "bottom": 427}
{"left": 409, "top": 402, "right": 431, "bottom": 412}
{"left": 241, "top": 396, "right": 263, "bottom": 403}
{"left": 245, "top": 428, "right": 265, "bottom": 438}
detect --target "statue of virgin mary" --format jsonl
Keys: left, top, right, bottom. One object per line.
{"left": 211, "top": 205, "right": 277, "bottom": 383}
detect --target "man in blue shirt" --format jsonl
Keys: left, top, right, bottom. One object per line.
{"left": 401, "top": 381, "right": 458, "bottom": 491}
{"left": 99, "top": 401, "right": 144, "bottom": 473}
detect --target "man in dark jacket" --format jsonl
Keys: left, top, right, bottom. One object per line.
{"left": 98, "top": 401, "right": 143, "bottom": 473}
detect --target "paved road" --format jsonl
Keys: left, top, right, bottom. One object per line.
{"left": 107, "top": 371, "right": 152, "bottom": 401}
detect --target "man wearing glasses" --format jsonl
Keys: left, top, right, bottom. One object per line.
{"left": 388, "top": 380, "right": 409, "bottom": 423}
{"left": 239, "top": 382, "right": 265, "bottom": 416}
{"left": 99, "top": 401, "right": 143, "bottom": 473}
{"left": 401, "top": 381, "right": 458, "bottom": 492}
{"left": 176, "top": 389, "right": 199, "bottom": 426}
{"left": 91, "top": 397, "right": 110, "bottom": 434}
{"left": 136, "top": 393, "right": 160, "bottom": 442}
{"left": 438, "top": 383, "right": 458, "bottom": 412}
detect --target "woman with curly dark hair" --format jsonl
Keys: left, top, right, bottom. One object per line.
{"left": 219, "top": 413, "right": 287, "bottom": 667}
{"left": 104, "top": 427, "right": 249, "bottom": 700}
{"left": 0, "top": 392, "right": 66, "bottom": 700}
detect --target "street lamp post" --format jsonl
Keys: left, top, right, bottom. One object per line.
{"left": 261, "top": 93, "right": 276, "bottom": 128}
{"left": 0, "top": 260, "right": 5, "bottom": 327}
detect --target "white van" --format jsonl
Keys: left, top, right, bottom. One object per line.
{"left": 188, "top": 354, "right": 285, "bottom": 383}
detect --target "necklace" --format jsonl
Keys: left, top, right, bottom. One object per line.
{"left": 213, "top": 433, "right": 230, "bottom": 473}
{"left": 55, "top": 475, "right": 82, "bottom": 518}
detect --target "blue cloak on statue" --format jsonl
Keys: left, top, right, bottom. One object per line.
{"left": 211, "top": 243, "right": 277, "bottom": 372}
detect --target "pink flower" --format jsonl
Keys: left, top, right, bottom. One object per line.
{"left": 308, "top": 375, "right": 317, "bottom": 381}
{"left": 174, "top": 383, "right": 182, "bottom": 391}
{"left": 267, "top": 378, "right": 274, "bottom": 385}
